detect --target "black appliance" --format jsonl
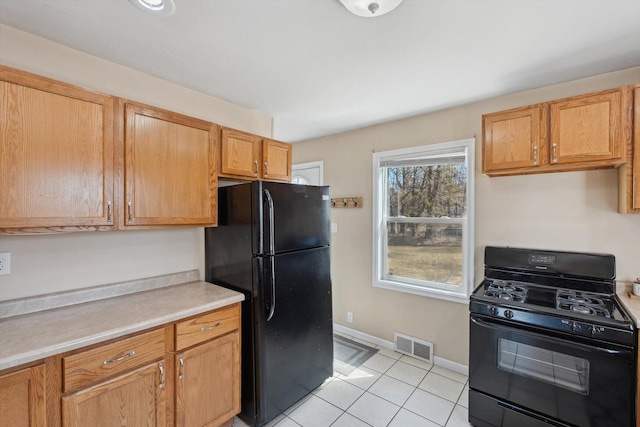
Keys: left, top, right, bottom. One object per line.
{"left": 205, "top": 181, "right": 333, "bottom": 427}
{"left": 469, "top": 246, "right": 636, "bottom": 427}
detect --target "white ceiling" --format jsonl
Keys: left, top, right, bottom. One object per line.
{"left": 1, "top": 0, "right": 639, "bottom": 142}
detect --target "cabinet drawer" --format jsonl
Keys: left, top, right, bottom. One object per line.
{"left": 63, "top": 328, "right": 165, "bottom": 392}
{"left": 175, "top": 304, "right": 240, "bottom": 351}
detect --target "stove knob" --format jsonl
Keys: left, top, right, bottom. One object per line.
{"left": 504, "top": 310, "right": 514, "bottom": 319}
{"left": 571, "top": 322, "right": 581, "bottom": 332}
{"left": 489, "top": 306, "right": 499, "bottom": 316}
{"left": 589, "top": 326, "right": 602, "bottom": 335}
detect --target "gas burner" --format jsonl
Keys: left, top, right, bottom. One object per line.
{"left": 484, "top": 280, "right": 527, "bottom": 303}
{"left": 556, "top": 290, "right": 611, "bottom": 318}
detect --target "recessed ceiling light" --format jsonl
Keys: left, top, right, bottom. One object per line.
{"left": 128, "top": 0, "right": 176, "bottom": 16}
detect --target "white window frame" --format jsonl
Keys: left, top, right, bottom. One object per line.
{"left": 372, "top": 138, "right": 475, "bottom": 304}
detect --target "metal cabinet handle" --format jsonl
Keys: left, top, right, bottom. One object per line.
{"left": 264, "top": 161, "right": 268, "bottom": 178}
{"left": 107, "top": 201, "right": 113, "bottom": 224}
{"left": 533, "top": 146, "right": 538, "bottom": 166}
{"left": 552, "top": 143, "right": 557, "bottom": 163}
{"left": 127, "top": 201, "right": 133, "bottom": 224}
{"left": 200, "top": 321, "right": 222, "bottom": 331}
{"left": 103, "top": 350, "right": 135, "bottom": 365}
{"left": 158, "top": 363, "right": 164, "bottom": 389}
{"left": 178, "top": 355, "right": 184, "bottom": 380}
{"left": 254, "top": 160, "right": 259, "bottom": 177}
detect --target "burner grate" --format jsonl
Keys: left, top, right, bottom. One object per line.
{"left": 556, "top": 290, "right": 611, "bottom": 318}
{"left": 484, "top": 280, "right": 527, "bottom": 303}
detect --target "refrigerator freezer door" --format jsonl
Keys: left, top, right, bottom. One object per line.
{"left": 259, "top": 182, "right": 331, "bottom": 254}
{"left": 254, "top": 246, "right": 333, "bottom": 425}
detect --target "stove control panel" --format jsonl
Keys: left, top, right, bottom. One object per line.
{"left": 471, "top": 301, "right": 634, "bottom": 346}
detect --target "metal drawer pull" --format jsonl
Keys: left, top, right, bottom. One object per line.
{"left": 200, "top": 321, "right": 222, "bottom": 331}
{"left": 254, "top": 160, "right": 259, "bottom": 177}
{"left": 533, "top": 146, "right": 538, "bottom": 166}
{"left": 178, "top": 355, "right": 184, "bottom": 380}
{"left": 103, "top": 350, "right": 135, "bottom": 365}
{"left": 107, "top": 201, "right": 112, "bottom": 224}
{"left": 158, "top": 363, "right": 164, "bottom": 389}
{"left": 552, "top": 143, "right": 557, "bottom": 163}
{"left": 264, "top": 161, "right": 268, "bottom": 177}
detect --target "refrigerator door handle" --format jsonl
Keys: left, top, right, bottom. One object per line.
{"left": 267, "top": 256, "right": 276, "bottom": 321}
{"left": 263, "top": 189, "right": 276, "bottom": 256}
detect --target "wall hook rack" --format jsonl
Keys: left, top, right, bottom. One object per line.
{"left": 330, "top": 197, "right": 363, "bottom": 209}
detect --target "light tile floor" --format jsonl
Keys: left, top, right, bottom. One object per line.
{"left": 233, "top": 333, "right": 472, "bottom": 427}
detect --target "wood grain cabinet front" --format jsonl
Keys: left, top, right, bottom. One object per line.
{"left": 175, "top": 331, "right": 240, "bottom": 427}
{"left": 174, "top": 303, "right": 242, "bottom": 427}
{"left": 0, "top": 65, "right": 115, "bottom": 233}
{"left": 483, "top": 86, "right": 631, "bottom": 177}
{"left": 62, "top": 361, "right": 166, "bottom": 427}
{"left": 619, "top": 85, "right": 640, "bottom": 213}
{"left": 0, "top": 364, "right": 45, "bottom": 427}
{"left": 219, "top": 127, "right": 292, "bottom": 182}
{"left": 263, "top": 138, "right": 292, "bottom": 182}
{"left": 483, "top": 104, "right": 548, "bottom": 173}
{"left": 123, "top": 101, "right": 218, "bottom": 227}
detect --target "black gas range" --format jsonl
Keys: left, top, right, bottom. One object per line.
{"left": 469, "top": 246, "right": 636, "bottom": 427}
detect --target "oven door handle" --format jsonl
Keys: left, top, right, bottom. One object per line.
{"left": 470, "top": 316, "right": 632, "bottom": 355}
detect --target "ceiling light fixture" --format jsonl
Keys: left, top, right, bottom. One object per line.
{"left": 338, "top": 0, "right": 403, "bottom": 18}
{"left": 128, "top": 0, "right": 176, "bottom": 16}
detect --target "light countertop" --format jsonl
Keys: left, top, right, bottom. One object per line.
{"left": 617, "top": 282, "right": 640, "bottom": 328}
{"left": 0, "top": 270, "right": 244, "bottom": 371}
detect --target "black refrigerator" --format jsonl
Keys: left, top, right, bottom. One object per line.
{"left": 204, "top": 181, "right": 333, "bottom": 427}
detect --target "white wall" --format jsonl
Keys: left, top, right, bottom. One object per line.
{"left": 292, "top": 67, "right": 640, "bottom": 365}
{"left": 0, "top": 24, "right": 272, "bottom": 301}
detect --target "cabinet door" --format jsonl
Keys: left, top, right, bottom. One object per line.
{"left": 220, "top": 128, "right": 262, "bottom": 179}
{"left": 175, "top": 331, "right": 240, "bottom": 427}
{"left": 0, "top": 66, "right": 115, "bottom": 231}
{"left": 124, "top": 102, "right": 216, "bottom": 227}
{"left": 0, "top": 364, "right": 45, "bottom": 427}
{"left": 549, "top": 90, "right": 622, "bottom": 165}
{"left": 633, "top": 87, "right": 640, "bottom": 210}
{"left": 62, "top": 361, "right": 166, "bottom": 427}
{"left": 263, "top": 139, "right": 292, "bottom": 182}
{"left": 483, "top": 105, "right": 547, "bottom": 173}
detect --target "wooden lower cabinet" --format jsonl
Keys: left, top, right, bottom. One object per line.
{"left": 175, "top": 331, "right": 240, "bottom": 427}
{"left": 62, "top": 361, "right": 166, "bottom": 427}
{"left": 0, "top": 304, "right": 241, "bottom": 427}
{"left": 0, "top": 364, "right": 45, "bottom": 427}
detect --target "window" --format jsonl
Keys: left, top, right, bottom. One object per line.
{"left": 372, "top": 139, "right": 474, "bottom": 303}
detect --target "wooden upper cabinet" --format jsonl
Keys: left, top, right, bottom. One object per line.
{"left": 483, "top": 86, "right": 631, "bottom": 177}
{"left": 0, "top": 66, "right": 115, "bottom": 232}
{"left": 619, "top": 85, "right": 640, "bottom": 214}
{"left": 263, "top": 138, "right": 292, "bottom": 182}
{"left": 219, "top": 127, "right": 293, "bottom": 182}
{"left": 634, "top": 87, "right": 640, "bottom": 210}
{"left": 483, "top": 105, "right": 547, "bottom": 173}
{"left": 0, "top": 364, "right": 45, "bottom": 427}
{"left": 549, "top": 89, "right": 622, "bottom": 165}
{"left": 220, "top": 127, "right": 262, "bottom": 179}
{"left": 123, "top": 101, "right": 217, "bottom": 227}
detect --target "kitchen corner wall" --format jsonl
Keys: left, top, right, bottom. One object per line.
{"left": 0, "top": 24, "right": 272, "bottom": 301}
{"left": 293, "top": 67, "right": 640, "bottom": 366}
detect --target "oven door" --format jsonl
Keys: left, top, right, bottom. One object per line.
{"left": 469, "top": 314, "right": 634, "bottom": 427}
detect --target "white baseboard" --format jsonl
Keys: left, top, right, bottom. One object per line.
{"left": 333, "top": 323, "right": 469, "bottom": 376}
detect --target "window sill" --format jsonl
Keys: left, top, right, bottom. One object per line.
{"left": 373, "top": 279, "right": 470, "bottom": 304}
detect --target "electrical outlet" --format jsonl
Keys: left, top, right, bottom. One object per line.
{"left": 347, "top": 311, "right": 353, "bottom": 323}
{"left": 0, "top": 252, "right": 10, "bottom": 275}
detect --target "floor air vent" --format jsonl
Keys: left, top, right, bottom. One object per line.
{"left": 394, "top": 333, "right": 433, "bottom": 363}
